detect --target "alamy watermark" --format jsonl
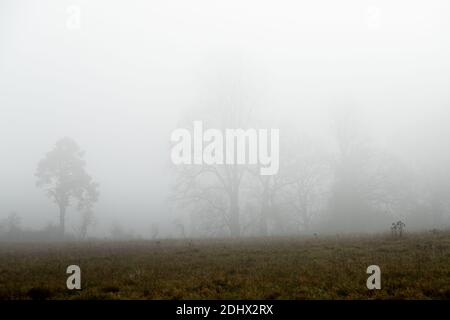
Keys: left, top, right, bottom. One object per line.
{"left": 366, "top": 265, "right": 381, "bottom": 290}
{"left": 66, "top": 265, "right": 81, "bottom": 290}
{"left": 171, "top": 121, "right": 280, "bottom": 175}
{"left": 66, "top": 5, "right": 81, "bottom": 30}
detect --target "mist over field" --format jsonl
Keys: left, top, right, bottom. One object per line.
{"left": 1, "top": 0, "right": 450, "bottom": 240}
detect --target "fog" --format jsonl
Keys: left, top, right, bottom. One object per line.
{"left": 1, "top": 0, "right": 450, "bottom": 239}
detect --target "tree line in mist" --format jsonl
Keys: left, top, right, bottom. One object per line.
{"left": 169, "top": 84, "right": 450, "bottom": 238}
{"left": 1, "top": 102, "right": 449, "bottom": 241}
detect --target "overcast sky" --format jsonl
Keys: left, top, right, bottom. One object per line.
{"left": 1, "top": 0, "right": 450, "bottom": 236}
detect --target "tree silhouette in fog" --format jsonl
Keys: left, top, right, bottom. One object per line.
{"left": 35, "top": 137, "right": 99, "bottom": 236}
{"left": 171, "top": 69, "right": 254, "bottom": 238}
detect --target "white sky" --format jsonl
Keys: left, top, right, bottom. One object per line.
{"left": 1, "top": 0, "right": 449, "bottom": 235}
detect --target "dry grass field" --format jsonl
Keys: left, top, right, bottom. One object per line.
{"left": 0, "top": 231, "right": 450, "bottom": 300}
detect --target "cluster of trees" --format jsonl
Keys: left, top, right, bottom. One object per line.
{"left": 170, "top": 86, "right": 450, "bottom": 238}
{"left": 0, "top": 210, "right": 80, "bottom": 241}
{"left": 3, "top": 93, "right": 449, "bottom": 241}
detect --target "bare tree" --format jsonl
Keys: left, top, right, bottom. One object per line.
{"left": 327, "top": 105, "right": 378, "bottom": 231}
{"left": 265, "top": 132, "right": 332, "bottom": 234}
{"left": 245, "top": 165, "right": 292, "bottom": 236}
{"left": 286, "top": 162, "right": 330, "bottom": 232}
{"left": 172, "top": 218, "right": 187, "bottom": 238}
{"left": 1, "top": 211, "right": 22, "bottom": 237}
{"left": 171, "top": 69, "right": 256, "bottom": 237}
{"left": 74, "top": 209, "right": 95, "bottom": 240}
{"left": 326, "top": 105, "right": 413, "bottom": 232}
{"left": 172, "top": 162, "right": 245, "bottom": 237}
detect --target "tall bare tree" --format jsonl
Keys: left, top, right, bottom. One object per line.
{"left": 171, "top": 68, "right": 256, "bottom": 237}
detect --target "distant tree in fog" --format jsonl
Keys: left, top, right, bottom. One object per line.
{"left": 0, "top": 212, "right": 22, "bottom": 236}
{"left": 74, "top": 209, "right": 95, "bottom": 240}
{"left": 326, "top": 105, "right": 416, "bottom": 232}
{"left": 281, "top": 136, "right": 332, "bottom": 233}
{"left": 36, "top": 137, "right": 99, "bottom": 236}
{"left": 245, "top": 133, "right": 329, "bottom": 235}
{"left": 150, "top": 223, "right": 159, "bottom": 240}
{"left": 425, "top": 171, "right": 450, "bottom": 228}
{"left": 171, "top": 71, "right": 254, "bottom": 238}
{"left": 248, "top": 173, "right": 285, "bottom": 236}
{"left": 327, "top": 105, "right": 381, "bottom": 231}
{"left": 110, "top": 223, "right": 134, "bottom": 240}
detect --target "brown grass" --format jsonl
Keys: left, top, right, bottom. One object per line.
{"left": 0, "top": 232, "right": 450, "bottom": 300}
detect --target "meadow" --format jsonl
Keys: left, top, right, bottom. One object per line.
{"left": 0, "top": 231, "right": 450, "bottom": 300}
